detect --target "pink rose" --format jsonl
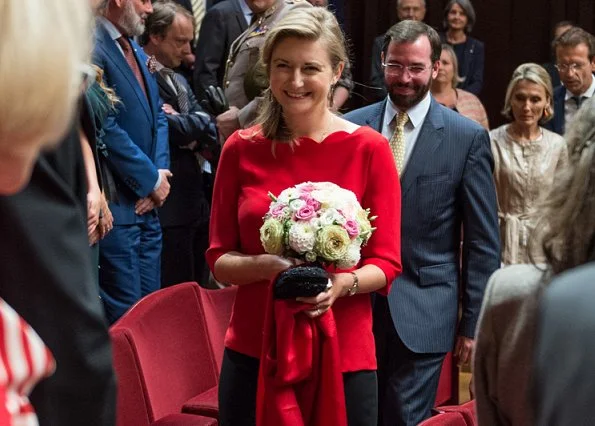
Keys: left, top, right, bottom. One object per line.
{"left": 295, "top": 205, "right": 316, "bottom": 221}
{"left": 344, "top": 220, "right": 359, "bottom": 237}
{"left": 270, "top": 203, "right": 287, "bottom": 219}
{"left": 296, "top": 182, "right": 317, "bottom": 193}
{"left": 305, "top": 197, "right": 321, "bottom": 211}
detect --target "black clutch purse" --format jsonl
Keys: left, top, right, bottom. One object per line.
{"left": 273, "top": 265, "right": 330, "bottom": 299}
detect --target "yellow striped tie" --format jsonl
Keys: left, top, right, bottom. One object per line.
{"left": 389, "top": 111, "right": 409, "bottom": 174}
{"left": 191, "top": 0, "right": 206, "bottom": 41}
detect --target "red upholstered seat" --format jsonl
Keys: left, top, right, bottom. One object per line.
{"left": 435, "top": 400, "right": 477, "bottom": 426}
{"left": 151, "top": 414, "right": 217, "bottom": 426}
{"left": 110, "top": 282, "right": 237, "bottom": 425}
{"left": 435, "top": 352, "right": 459, "bottom": 406}
{"left": 418, "top": 412, "right": 468, "bottom": 426}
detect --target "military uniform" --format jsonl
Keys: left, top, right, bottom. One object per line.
{"left": 223, "top": 0, "right": 311, "bottom": 127}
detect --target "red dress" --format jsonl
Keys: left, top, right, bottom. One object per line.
{"left": 207, "top": 124, "right": 402, "bottom": 372}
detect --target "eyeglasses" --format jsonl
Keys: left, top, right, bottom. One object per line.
{"left": 555, "top": 62, "right": 587, "bottom": 73}
{"left": 382, "top": 62, "right": 430, "bottom": 76}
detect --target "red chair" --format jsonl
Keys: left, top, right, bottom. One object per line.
{"left": 435, "top": 352, "right": 459, "bottom": 406}
{"left": 110, "top": 282, "right": 236, "bottom": 425}
{"left": 435, "top": 400, "right": 477, "bottom": 426}
{"left": 110, "top": 326, "right": 216, "bottom": 426}
{"left": 418, "top": 412, "right": 467, "bottom": 426}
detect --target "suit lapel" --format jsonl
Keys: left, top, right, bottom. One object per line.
{"left": 233, "top": 0, "right": 248, "bottom": 32}
{"left": 365, "top": 101, "right": 386, "bottom": 132}
{"left": 157, "top": 73, "right": 179, "bottom": 110}
{"left": 400, "top": 99, "right": 445, "bottom": 197}
{"left": 555, "top": 87, "right": 566, "bottom": 134}
{"left": 97, "top": 26, "right": 152, "bottom": 121}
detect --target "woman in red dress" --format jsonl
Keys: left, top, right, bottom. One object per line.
{"left": 207, "top": 7, "right": 402, "bottom": 426}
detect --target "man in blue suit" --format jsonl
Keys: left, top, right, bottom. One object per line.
{"left": 544, "top": 26, "right": 595, "bottom": 135}
{"left": 93, "top": 0, "right": 171, "bottom": 324}
{"left": 345, "top": 20, "right": 500, "bottom": 426}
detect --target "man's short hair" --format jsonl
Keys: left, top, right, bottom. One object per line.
{"left": 552, "top": 26, "right": 595, "bottom": 61}
{"left": 140, "top": 0, "right": 193, "bottom": 46}
{"left": 397, "top": 0, "right": 426, "bottom": 7}
{"left": 382, "top": 20, "right": 442, "bottom": 63}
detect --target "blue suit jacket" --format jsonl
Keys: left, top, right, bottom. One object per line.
{"left": 345, "top": 98, "right": 500, "bottom": 353}
{"left": 92, "top": 22, "right": 169, "bottom": 225}
{"left": 543, "top": 85, "right": 566, "bottom": 135}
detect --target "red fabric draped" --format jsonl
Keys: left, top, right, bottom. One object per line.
{"left": 256, "top": 286, "right": 347, "bottom": 426}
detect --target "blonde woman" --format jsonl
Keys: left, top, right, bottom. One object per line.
{"left": 489, "top": 63, "right": 568, "bottom": 265}
{"left": 431, "top": 43, "right": 489, "bottom": 129}
{"left": 0, "top": 1, "right": 116, "bottom": 425}
{"left": 207, "top": 7, "right": 401, "bottom": 426}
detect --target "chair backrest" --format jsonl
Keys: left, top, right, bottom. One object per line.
{"left": 435, "top": 400, "right": 477, "bottom": 426}
{"left": 111, "top": 283, "right": 219, "bottom": 422}
{"left": 418, "top": 412, "right": 467, "bottom": 426}
{"left": 110, "top": 327, "right": 152, "bottom": 426}
{"left": 435, "top": 351, "right": 458, "bottom": 406}
{"left": 195, "top": 285, "right": 237, "bottom": 372}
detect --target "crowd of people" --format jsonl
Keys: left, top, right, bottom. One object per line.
{"left": 0, "top": 0, "right": 594, "bottom": 425}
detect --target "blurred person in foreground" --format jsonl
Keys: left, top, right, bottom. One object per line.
{"left": 490, "top": 63, "right": 568, "bottom": 265}
{"left": 208, "top": 7, "right": 401, "bottom": 425}
{"left": 474, "top": 96, "right": 595, "bottom": 426}
{"left": 0, "top": 0, "right": 116, "bottom": 424}
{"left": 431, "top": 43, "right": 488, "bottom": 129}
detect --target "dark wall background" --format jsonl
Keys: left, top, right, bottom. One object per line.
{"left": 340, "top": 0, "right": 595, "bottom": 128}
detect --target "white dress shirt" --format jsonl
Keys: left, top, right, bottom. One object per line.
{"left": 382, "top": 91, "right": 432, "bottom": 173}
{"left": 564, "top": 74, "right": 595, "bottom": 128}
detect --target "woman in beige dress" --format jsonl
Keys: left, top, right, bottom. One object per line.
{"left": 489, "top": 63, "right": 568, "bottom": 264}
{"left": 431, "top": 43, "right": 489, "bottom": 129}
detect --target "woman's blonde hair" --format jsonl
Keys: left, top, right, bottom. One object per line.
{"left": 441, "top": 43, "right": 464, "bottom": 89}
{"left": 255, "top": 7, "right": 347, "bottom": 142}
{"left": 531, "top": 96, "right": 595, "bottom": 274}
{"left": 0, "top": 0, "right": 92, "bottom": 148}
{"left": 501, "top": 63, "right": 554, "bottom": 124}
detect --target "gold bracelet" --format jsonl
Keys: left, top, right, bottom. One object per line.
{"left": 347, "top": 271, "right": 359, "bottom": 296}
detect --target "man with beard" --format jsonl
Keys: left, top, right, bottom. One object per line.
{"left": 345, "top": 20, "right": 500, "bottom": 426}
{"left": 94, "top": 0, "right": 171, "bottom": 324}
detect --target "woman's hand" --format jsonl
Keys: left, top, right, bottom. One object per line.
{"left": 258, "top": 254, "right": 300, "bottom": 282}
{"left": 98, "top": 193, "right": 113, "bottom": 239}
{"left": 87, "top": 185, "right": 101, "bottom": 238}
{"left": 296, "top": 272, "right": 352, "bottom": 318}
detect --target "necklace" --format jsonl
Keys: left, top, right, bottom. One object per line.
{"left": 318, "top": 114, "right": 336, "bottom": 142}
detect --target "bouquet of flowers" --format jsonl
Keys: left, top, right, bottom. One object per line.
{"left": 259, "top": 182, "right": 376, "bottom": 269}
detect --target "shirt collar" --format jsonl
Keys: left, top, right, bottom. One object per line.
{"left": 98, "top": 16, "right": 122, "bottom": 41}
{"left": 385, "top": 90, "right": 432, "bottom": 128}
{"left": 239, "top": 0, "right": 253, "bottom": 21}
{"left": 564, "top": 73, "right": 595, "bottom": 100}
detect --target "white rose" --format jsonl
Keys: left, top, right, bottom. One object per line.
{"left": 289, "top": 198, "right": 306, "bottom": 212}
{"left": 319, "top": 208, "right": 343, "bottom": 226}
{"left": 288, "top": 222, "right": 316, "bottom": 254}
{"left": 336, "top": 242, "right": 362, "bottom": 269}
{"left": 277, "top": 188, "right": 297, "bottom": 203}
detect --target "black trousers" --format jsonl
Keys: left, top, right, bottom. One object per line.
{"left": 160, "top": 220, "right": 209, "bottom": 288}
{"left": 374, "top": 296, "right": 446, "bottom": 426}
{"left": 219, "top": 348, "right": 377, "bottom": 426}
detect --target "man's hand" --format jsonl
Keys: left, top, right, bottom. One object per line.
{"left": 162, "top": 103, "right": 179, "bottom": 115}
{"left": 216, "top": 106, "right": 240, "bottom": 143}
{"left": 454, "top": 336, "right": 474, "bottom": 367}
{"left": 135, "top": 197, "right": 157, "bottom": 216}
{"left": 150, "top": 169, "right": 173, "bottom": 207}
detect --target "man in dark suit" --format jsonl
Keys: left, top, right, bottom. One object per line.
{"left": 93, "top": 0, "right": 171, "bottom": 324}
{"left": 544, "top": 27, "right": 595, "bottom": 135}
{"left": 192, "top": 0, "right": 248, "bottom": 99}
{"left": 142, "top": 1, "right": 218, "bottom": 287}
{"left": 368, "top": 0, "right": 426, "bottom": 103}
{"left": 345, "top": 20, "right": 500, "bottom": 426}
